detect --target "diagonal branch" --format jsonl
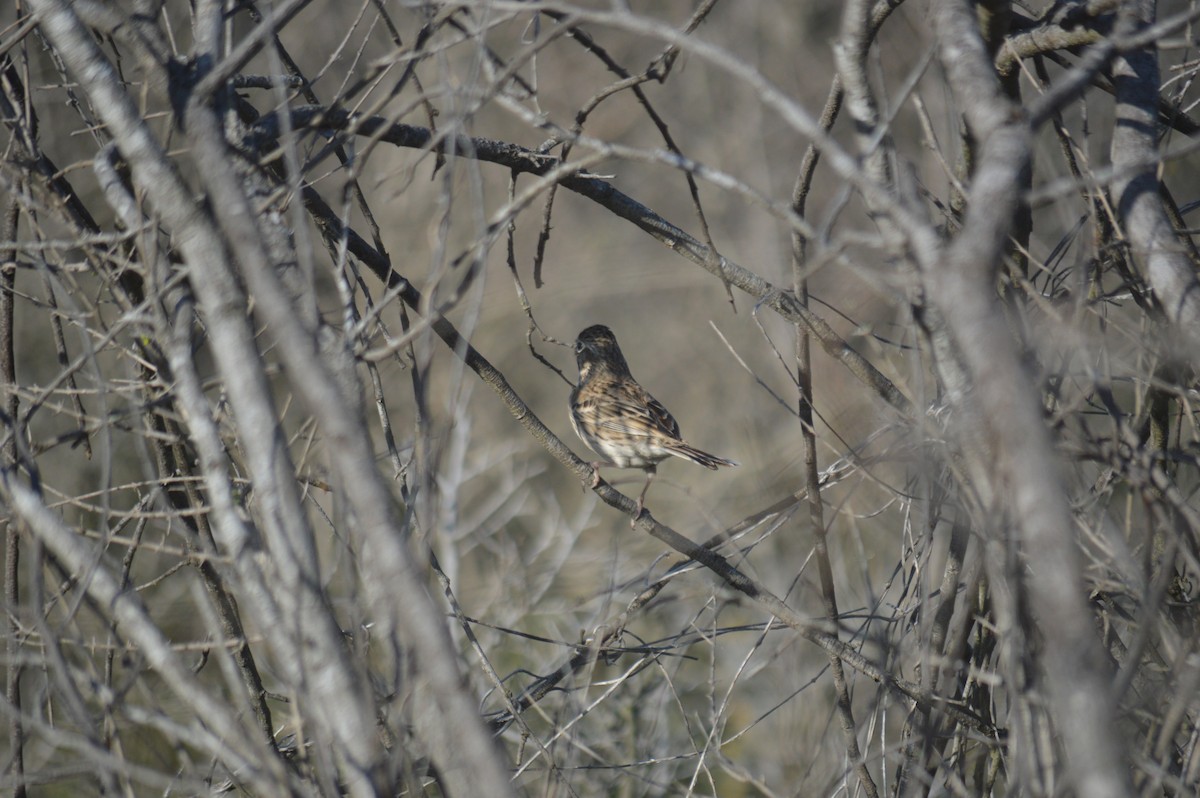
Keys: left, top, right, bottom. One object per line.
{"left": 258, "top": 107, "right": 915, "bottom": 416}
{"left": 301, "top": 185, "right": 994, "bottom": 736}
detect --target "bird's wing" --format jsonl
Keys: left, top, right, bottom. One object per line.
{"left": 594, "top": 383, "right": 682, "bottom": 441}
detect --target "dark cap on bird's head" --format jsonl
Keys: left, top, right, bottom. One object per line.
{"left": 574, "top": 325, "right": 630, "bottom": 376}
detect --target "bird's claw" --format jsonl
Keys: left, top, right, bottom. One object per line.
{"left": 630, "top": 496, "right": 646, "bottom": 528}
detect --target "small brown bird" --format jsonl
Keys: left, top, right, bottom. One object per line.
{"left": 568, "top": 324, "right": 737, "bottom": 519}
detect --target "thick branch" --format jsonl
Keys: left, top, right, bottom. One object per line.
{"left": 1110, "top": 2, "right": 1200, "bottom": 356}
{"left": 26, "top": 1, "right": 385, "bottom": 792}
{"left": 925, "top": 2, "right": 1131, "bottom": 796}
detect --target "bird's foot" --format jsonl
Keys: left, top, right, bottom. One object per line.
{"left": 630, "top": 495, "right": 646, "bottom": 528}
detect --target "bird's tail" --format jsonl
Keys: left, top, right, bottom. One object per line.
{"left": 666, "top": 442, "right": 738, "bottom": 470}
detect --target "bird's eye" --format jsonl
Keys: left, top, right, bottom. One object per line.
{"left": 574, "top": 341, "right": 585, "bottom": 354}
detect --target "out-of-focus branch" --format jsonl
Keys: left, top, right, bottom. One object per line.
{"left": 92, "top": 143, "right": 277, "bottom": 745}
{"left": 777, "top": 3, "right": 893, "bottom": 795}
{"left": 182, "top": 95, "right": 518, "bottom": 798}
{"left": 1110, "top": 2, "right": 1200, "bottom": 357}
{"left": 922, "top": 3, "right": 1131, "bottom": 796}
{"left": 25, "top": 0, "right": 387, "bottom": 793}
{"left": 1016, "top": 4, "right": 1200, "bottom": 135}
{"left": 2, "top": 188, "right": 25, "bottom": 798}
{"left": 0, "top": 472, "right": 290, "bottom": 794}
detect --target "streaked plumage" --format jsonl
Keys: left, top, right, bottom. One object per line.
{"left": 568, "top": 324, "right": 736, "bottom": 518}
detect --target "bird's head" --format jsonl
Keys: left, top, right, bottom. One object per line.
{"left": 574, "top": 324, "right": 630, "bottom": 379}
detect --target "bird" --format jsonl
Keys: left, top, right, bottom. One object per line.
{"left": 568, "top": 324, "right": 737, "bottom": 521}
